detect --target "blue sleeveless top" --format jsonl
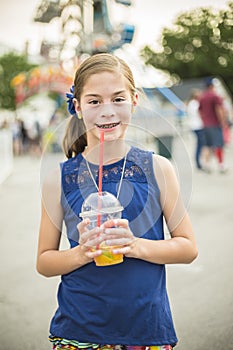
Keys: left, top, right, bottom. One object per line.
{"left": 50, "top": 146, "right": 178, "bottom": 346}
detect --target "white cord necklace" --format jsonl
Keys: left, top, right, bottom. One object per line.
{"left": 85, "top": 155, "right": 127, "bottom": 199}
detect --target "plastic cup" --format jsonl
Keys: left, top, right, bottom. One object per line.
{"left": 80, "top": 191, "right": 124, "bottom": 266}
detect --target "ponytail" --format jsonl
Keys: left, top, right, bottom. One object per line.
{"left": 62, "top": 116, "right": 87, "bottom": 158}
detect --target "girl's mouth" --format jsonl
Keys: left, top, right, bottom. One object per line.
{"left": 96, "top": 122, "right": 120, "bottom": 129}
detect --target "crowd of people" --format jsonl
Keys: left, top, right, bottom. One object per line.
{"left": 186, "top": 78, "right": 232, "bottom": 174}
{"left": 0, "top": 112, "right": 64, "bottom": 157}
{"left": 0, "top": 117, "right": 43, "bottom": 157}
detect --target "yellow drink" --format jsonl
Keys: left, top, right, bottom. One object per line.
{"left": 80, "top": 192, "right": 124, "bottom": 266}
{"left": 93, "top": 246, "right": 123, "bottom": 266}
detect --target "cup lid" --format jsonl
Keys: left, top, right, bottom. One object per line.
{"left": 79, "top": 191, "right": 123, "bottom": 218}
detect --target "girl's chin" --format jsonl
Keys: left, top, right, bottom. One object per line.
{"left": 96, "top": 126, "right": 119, "bottom": 139}
{"left": 101, "top": 133, "right": 119, "bottom": 142}
{"left": 88, "top": 125, "right": 127, "bottom": 142}
{"left": 87, "top": 127, "right": 116, "bottom": 138}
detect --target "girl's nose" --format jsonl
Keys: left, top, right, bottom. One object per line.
{"left": 99, "top": 103, "right": 115, "bottom": 118}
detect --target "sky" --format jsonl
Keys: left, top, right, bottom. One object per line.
{"left": 0, "top": 0, "right": 230, "bottom": 55}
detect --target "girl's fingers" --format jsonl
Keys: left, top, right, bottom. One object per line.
{"left": 102, "top": 218, "right": 129, "bottom": 229}
{"left": 85, "top": 249, "right": 102, "bottom": 259}
{"left": 105, "top": 237, "right": 132, "bottom": 246}
{"left": 111, "top": 246, "right": 131, "bottom": 255}
{"left": 78, "top": 218, "right": 134, "bottom": 250}
{"left": 78, "top": 224, "right": 104, "bottom": 246}
{"left": 77, "top": 218, "right": 90, "bottom": 232}
{"left": 104, "top": 227, "right": 132, "bottom": 240}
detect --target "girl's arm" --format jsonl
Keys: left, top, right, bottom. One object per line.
{"left": 116, "top": 155, "right": 198, "bottom": 264}
{"left": 36, "top": 168, "right": 92, "bottom": 277}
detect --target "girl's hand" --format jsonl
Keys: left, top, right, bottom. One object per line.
{"left": 102, "top": 219, "right": 137, "bottom": 255}
{"left": 77, "top": 219, "right": 105, "bottom": 260}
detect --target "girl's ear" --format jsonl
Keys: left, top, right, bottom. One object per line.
{"left": 133, "top": 93, "right": 139, "bottom": 107}
{"left": 73, "top": 98, "right": 81, "bottom": 113}
{"left": 132, "top": 93, "right": 138, "bottom": 112}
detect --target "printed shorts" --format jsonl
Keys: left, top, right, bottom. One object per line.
{"left": 52, "top": 346, "right": 173, "bottom": 350}
{"left": 49, "top": 336, "right": 173, "bottom": 350}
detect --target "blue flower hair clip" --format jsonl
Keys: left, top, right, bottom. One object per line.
{"left": 66, "top": 85, "right": 76, "bottom": 116}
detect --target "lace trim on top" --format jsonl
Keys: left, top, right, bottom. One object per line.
{"left": 62, "top": 147, "right": 154, "bottom": 192}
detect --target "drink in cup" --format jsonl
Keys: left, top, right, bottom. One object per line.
{"left": 80, "top": 191, "right": 124, "bottom": 266}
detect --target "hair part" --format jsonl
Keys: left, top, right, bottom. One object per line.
{"left": 62, "top": 53, "right": 136, "bottom": 158}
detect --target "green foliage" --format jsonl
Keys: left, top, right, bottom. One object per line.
{"left": 141, "top": 2, "right": 233, "bottom": 95}
{"left": 0, "top": 52, "right": 37, "bottom": 110}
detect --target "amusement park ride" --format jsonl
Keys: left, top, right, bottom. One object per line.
{"left": 8, "top": 0, "right": 192, "bottom": 175}
{"left": 12, "top": 0, "right": 186, "bottom": 135}
{"left": 34, "top": 0, "right": 135, "bottom": 62}
{"left": 12, "top": 1, "right": 137, "bottom": 108}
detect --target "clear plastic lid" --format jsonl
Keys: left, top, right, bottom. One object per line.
{"left": 80, "top": 191, "right": 123, "bottom": 219}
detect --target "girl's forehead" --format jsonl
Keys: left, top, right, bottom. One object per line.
{"left": 82, "top": 71, "right": 130, "bottom": 94}
{"left": 84, "top": 71, "right": 126, "bottom": 86}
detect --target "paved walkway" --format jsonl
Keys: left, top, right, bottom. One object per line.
{"left": 0, "top": 133, "right": 233, "bottom": 349}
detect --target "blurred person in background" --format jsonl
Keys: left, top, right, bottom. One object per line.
{"left": 10, "top": 118, "right": 23, "bottom": 156}
{"left": 186, "top": 89, "right": 206, "bottom": 171}
{"left": 27, "top": 120, "right": 43, "bottom": 156}
{"left": 222, "top": 99, "right": 233, "bottom": 146}
{"left": 199, "top": 78, "right": 228, "bottom": 173}
{"left": 19, "top": 119, "right": 29, "bottom": 154}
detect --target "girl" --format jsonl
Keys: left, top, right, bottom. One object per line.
{"left": 37, "top": 53, "right": 198, "bottom": 350}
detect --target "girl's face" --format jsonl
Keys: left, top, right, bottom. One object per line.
{"left": 75, "top": 71, "right": 138, "bottom": 146}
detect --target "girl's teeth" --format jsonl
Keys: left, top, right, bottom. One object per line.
{"left": 99, "top": 123, "right": 118, "bottom": 129}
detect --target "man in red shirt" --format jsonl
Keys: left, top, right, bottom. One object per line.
{"left": 199, "top": 78, "right": 228, "bottom": 173}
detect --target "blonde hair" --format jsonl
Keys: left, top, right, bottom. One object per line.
{"left": 62, "top": 53, "right": 136, "bottom": 158}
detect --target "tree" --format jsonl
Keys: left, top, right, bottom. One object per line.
{"left": 0, "top": 52, "right": 37, "bottom": 110}
{"left": 141, "top": 2, "right": 233, "bottom": 95}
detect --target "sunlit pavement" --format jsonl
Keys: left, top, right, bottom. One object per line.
{"left": 0, "top": 133, "right": 233, "bottom": 350}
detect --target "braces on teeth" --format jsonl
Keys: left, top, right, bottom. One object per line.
{"left": 98, "top": 123, "right": 119, "bottom": 129}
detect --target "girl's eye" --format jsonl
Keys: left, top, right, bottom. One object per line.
{"left": 88, "top": 99, "right": 100, "bottom": 105}
{"left": 114, "top": 97, "right": 126, "bottom": 103}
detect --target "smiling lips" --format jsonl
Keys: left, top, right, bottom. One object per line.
{"left": 96, "top": 122, "right": 120, "bottom": 129}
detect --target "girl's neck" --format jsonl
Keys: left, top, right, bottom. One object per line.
{"left": 83, "top": 140, "right": 129, "bottom": 165}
